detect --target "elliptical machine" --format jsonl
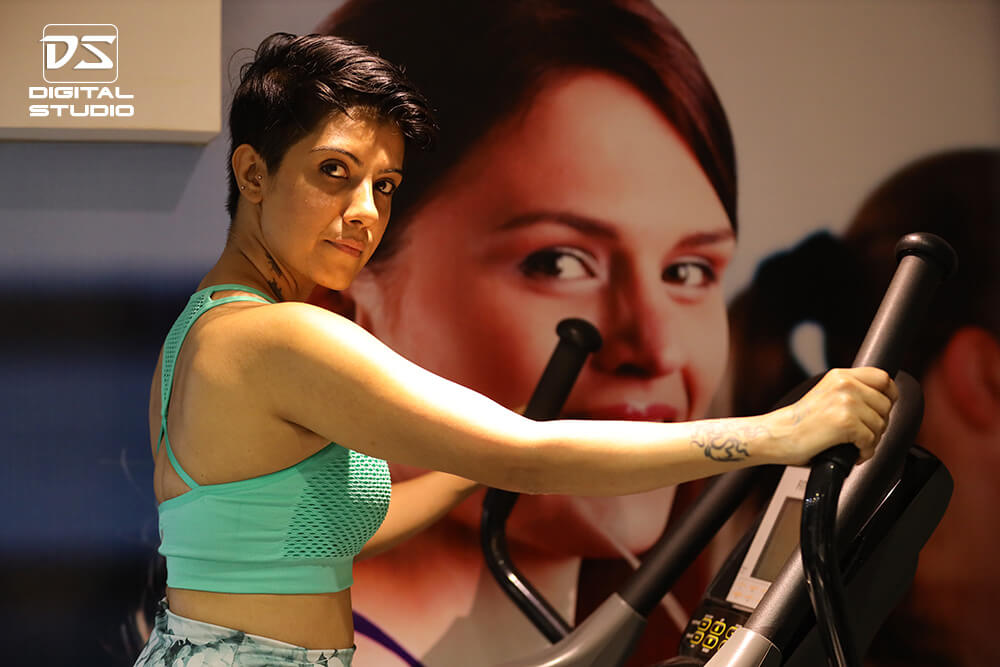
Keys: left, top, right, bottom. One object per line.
{"left": 481, "top": 233, "right": 957, "bottom": 666}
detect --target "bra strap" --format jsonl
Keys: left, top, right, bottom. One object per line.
{"left": 204, "top": 283, "right": 278, "bottom": 304}
{"left": 158, "top": 284, "right": 276, "bottom": 488}
{"left": 158, "top": 425, "right": 199, "bottom": 489}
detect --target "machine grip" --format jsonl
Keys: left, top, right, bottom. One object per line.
{"left": 851, "top": 232, "right": 957, "bottom": 374}
{"left": 815, "top": 232, "right": 957, "bottom": 469}
{"left": 803, "top": 233, "right": 956, "bottom": 667}
{"left": 522, "top": 318, "right": 603, "bottom": 420}
{"left": 481, "top": 318, "right": 602, "bottom": 643}
{"left": 486, "top": 318, "right": 602, "bottom": 523}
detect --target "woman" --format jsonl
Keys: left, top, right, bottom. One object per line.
{"left": 133, "top": 30, "right": 895, "bottom": 667}
{"left": 310, "top": 1, "right": 746, "bottom": 664}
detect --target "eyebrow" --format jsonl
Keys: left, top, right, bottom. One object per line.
{"left": 310, "top": 146, "right": 403, "bottom": 176}
{"left": 497, "top": 210, "right": 735, "bottom": 248}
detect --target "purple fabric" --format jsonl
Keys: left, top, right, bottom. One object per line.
{"left": 353, "top": 611, "right": 425, "bottom": 667}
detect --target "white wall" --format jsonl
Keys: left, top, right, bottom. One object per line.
{"left": 659, "top": 0, "right": 1000, "bottom": 295}
{"left": 0, "top": 0, "right": 337, "bottom": 283}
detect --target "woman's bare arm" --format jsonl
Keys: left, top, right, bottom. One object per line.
{"left": 219, "top": 302, "right": 896, "bottom": 496}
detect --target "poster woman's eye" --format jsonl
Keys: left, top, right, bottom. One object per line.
{"left": 662, "top": 259, "right": 717, "bottom": 290}
{"left": 375, "top": 179, "right": 398, "bottom": 195}
{"left": 519, "top": 246, "right": 597, "bottom": 280}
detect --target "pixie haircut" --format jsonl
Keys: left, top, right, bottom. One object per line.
{"left": 225, "top": 32, "right": 437, "bottom": 219}
{"left": 319, "top": 0, "right": 737, "bottom": 266}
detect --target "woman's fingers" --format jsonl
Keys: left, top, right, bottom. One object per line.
{"left": 777, "top": 367, "right": 896, "bottom": 465}
{"left": 853, "top": 404, "right": 885, "bottom": 462}
{"left": 764, "top": 367, "right": 899, "bottom": 466}
{"left": 851, "top": 367, "right": 898, "bottom": 404}
{"left": 824, "top": 367, "right": 895, "bottom": 462}
{"left": 854, "top": 380, "right": 894, "bottom": 421}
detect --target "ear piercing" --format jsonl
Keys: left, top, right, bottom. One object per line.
{"left": 240, "top": 174, "right": 262, "bottom": 191}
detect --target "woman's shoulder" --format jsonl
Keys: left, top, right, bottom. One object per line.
{"left": 201, "top": 299, "right": 354, "bottom": 343}
{"left": 192, "top": 299, "right": 373, "bottom": 376}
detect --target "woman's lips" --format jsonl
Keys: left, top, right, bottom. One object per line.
{"left": 567, "top": 404, "right": 680, "bottom": 422}
{"left": 328, "top": 240, "right": 363, "bottom": 258}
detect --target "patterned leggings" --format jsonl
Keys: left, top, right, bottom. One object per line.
{"left": 133, "top": 600, "right": 354, "bottom": 666}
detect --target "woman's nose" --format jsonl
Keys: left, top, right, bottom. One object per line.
{"left": 591, "top": 273, "right": 681, "bottom": 378}
{"left": 343, "top": 182, "right": 379, "bottom": 229}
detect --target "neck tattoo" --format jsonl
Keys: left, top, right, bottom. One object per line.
{"left": 266, "top": 278, "right": 284, "bottom": 302}
{"left": 264, "top": 249, "right": 284, "bottom": 278}
{"left": 262, "top": 250, "right": 285, "bottom": 301}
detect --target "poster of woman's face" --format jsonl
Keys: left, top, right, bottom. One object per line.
{"left": 308, "top": 2, "right": 1000, "bottom": 665}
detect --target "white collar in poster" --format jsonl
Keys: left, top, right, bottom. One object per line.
{"left": 29, "top": 24, "right": 135, "bottom": 118}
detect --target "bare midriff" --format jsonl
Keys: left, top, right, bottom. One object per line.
{"left": 166, "top": 586, "right": 355, "bottom": 650}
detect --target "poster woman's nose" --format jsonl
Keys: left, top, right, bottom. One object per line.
{"left": 591, "top": 271, "right": 682, "bottom": 378}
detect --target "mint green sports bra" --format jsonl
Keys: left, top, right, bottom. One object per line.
{"left": 156, "top": 284, "right": 391, "bottom": 594}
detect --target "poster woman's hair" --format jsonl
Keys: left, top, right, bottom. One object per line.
{"left": 318, "top": 0, "right": 737, "bottom": 265}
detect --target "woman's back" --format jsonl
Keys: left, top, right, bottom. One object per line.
{"left": 148, "top": 285, "right": 374, "bottom": 650}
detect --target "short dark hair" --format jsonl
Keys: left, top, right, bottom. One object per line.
{"left": 318, "top": 0, "right": 737, "bottom": 266}
{"left": 225, "top": 32, "right": 437, "bottom": 219}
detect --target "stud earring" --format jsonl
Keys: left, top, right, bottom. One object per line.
{"left": 240, "top": 185, "right": 246, "bottom": 190}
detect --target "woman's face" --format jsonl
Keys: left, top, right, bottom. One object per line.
{"left": 257, "top": 109, "right": 404, "bottom": 293}
{"left": 350, "top": 72, "right": 735, "bottom": 555}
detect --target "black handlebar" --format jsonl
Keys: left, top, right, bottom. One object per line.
{"left": 802, "top": 232, "right": 956, "bottom": 667}
{"left": 481, "top": 318, "right": 602, "bottom": 642}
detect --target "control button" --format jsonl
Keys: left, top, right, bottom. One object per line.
{"left": 710, "top": 621, "right": 726, "bottom": 635}
{"left": 691, "top": 631, "right": 705, "bottom": 645}
{"left": 726, "top": 625, "right": 738, "bottom": 639}
{"left": 698, "top": 616, "right": 712, "bottom": 631}
{"left": 703, "top": 635, "right": 719, "bottom": 650}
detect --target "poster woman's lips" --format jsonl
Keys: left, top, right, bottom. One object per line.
{"left": 569, "top": 404, "right": 680, "bottom": 422}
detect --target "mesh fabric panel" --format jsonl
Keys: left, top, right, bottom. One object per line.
{"left": 283, "top": 448, "right": 391, "bottom": 559}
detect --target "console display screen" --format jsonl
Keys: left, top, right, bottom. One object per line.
{"left": 750, "top": 497, "right": 803, "bottom": 583}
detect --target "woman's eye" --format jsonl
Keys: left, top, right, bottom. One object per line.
{"left": 519, "top": 247, "right": 597, "bottom": 280}
{"left": 375, "top": 179, "right": 398, "bottom": 195}
{"left": 662, "top": 260, "right": 717, "bottom": 289}
{"left": 321, "top": 162, "right": 348, "bottom": 178}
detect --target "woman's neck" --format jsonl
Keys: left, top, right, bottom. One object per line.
{"left": 202, "top": 229, "right": 314, "bottom": 303}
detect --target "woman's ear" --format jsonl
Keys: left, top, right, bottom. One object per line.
{"left": 938, "top": 327, "right": 1000, "bottom": 431}
{"left": 231, "top": 144, "right": 267, "bottom": 204}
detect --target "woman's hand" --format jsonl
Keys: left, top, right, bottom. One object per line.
{"left": 761, "top": 367, "right": 899, "bottom": 466}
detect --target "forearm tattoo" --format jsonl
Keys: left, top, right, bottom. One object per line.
{"left": 691, "top": 421, "right": 767, "bottom": 462}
